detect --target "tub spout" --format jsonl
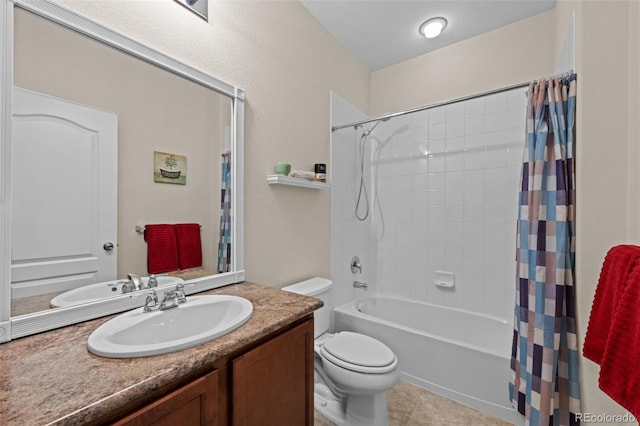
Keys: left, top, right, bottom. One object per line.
{"left": 353, "top": 281, "right": 368, "bottom": 290}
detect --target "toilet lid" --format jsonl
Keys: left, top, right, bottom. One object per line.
{"left": 320, "top": 332, "right": 396, "bottom": 374}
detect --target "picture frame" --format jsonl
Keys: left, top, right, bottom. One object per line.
{"left": 154, "top": 151, "right": 187, "bottom": 185}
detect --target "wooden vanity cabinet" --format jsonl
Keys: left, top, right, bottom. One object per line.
{"left": 113, "top": 370, "right": 219, "bottom": 426}
{"left": 231, "top": 318, "right": 314, "bottom": 425}
{"left": 112, "top": 316, "right": 314, "bottom": 426}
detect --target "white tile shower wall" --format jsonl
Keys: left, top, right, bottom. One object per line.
{"left": 371, "top": 88, "right": 526, "bottom": 321}
{"left": 330, "top": 88, "right": 526, "bottom": 322}
{"left": 329, "top": 92, "right": 377, "bottom": 310}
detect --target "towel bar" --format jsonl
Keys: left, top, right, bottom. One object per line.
{"left": 135, "top": 225, "right": 201, "bottom": 234}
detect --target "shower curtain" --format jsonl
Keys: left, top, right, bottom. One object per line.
{"left": 217, "top": 152, "right": 232, "bottom": 272}
{"left": 509, "top": 74, "right": 580, "bottom": 426}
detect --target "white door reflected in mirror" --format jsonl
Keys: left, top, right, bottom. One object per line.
{"left": 11, "top": 88, "right": 117, "bottom": 299}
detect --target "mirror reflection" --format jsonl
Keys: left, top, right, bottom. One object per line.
{"left": 11, "top": 9, "right": 233, "bottom": 316}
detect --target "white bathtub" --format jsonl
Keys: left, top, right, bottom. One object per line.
{"left": 333, "top": 296, "right": 523, "bottom": 425}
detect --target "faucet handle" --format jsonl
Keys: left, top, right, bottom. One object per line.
{"left": 175, "top": 282, "right": 196, "bottom": 292}
{"left": 121, "top": 278, "right": 137, "bottom": 294}
{"left": 143, "top": 289, "right": 159, "bottom": 312}
{"left": 174, "top": 282, "right": 191, "bottom": 304}
{"left": 351, "top": 256, "right": 362, "bottom": 274}
{"left": 148, "top": 274, "right": 158, "bottom": 288}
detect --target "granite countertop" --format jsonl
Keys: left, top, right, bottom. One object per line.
{"left": 0, "top": 282, "right": 322, "bottom": 425}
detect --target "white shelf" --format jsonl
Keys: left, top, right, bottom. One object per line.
{"left": 266, "top": 175, "right": 330, "bottom": 190}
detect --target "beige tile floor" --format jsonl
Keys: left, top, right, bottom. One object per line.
{"left": 313, "top": 380, "right": 515, "bottom": 426}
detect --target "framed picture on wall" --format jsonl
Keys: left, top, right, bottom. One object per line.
{"left": 154, "top": 151, "right": 187, "bottom": 185}
{"left": 174, "top": 0, "right": 208, "bottom": 21}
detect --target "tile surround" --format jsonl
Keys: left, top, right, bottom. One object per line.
{"left": 331, "top": 88, "right": 527, "bottom": 321}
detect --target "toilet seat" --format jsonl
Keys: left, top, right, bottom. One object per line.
{"left": 320, "top": 331, "right": 397, "bottom": 374}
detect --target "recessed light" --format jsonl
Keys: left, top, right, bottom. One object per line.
{"left": 419, "top": 17, "right": 448, "bottom": 39}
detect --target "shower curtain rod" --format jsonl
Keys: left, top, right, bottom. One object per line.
{"left": 331, "top": 81, "right": 532, "bottom": 132}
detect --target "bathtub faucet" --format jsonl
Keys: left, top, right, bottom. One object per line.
{"left": 351, "top": 256, "right": 362, "bottom": 274}
{"left": 353, "top": 281, "right": 368, "bottom": 290}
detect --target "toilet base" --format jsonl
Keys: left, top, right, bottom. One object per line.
{"left": 345, "top": 392, "right": 390, "bottom": 426}
{"left": 314, "top": 382, "right": 346, "bottom": 425}
{"left": 314, "top": 381, "right": 391, "bottom": 426}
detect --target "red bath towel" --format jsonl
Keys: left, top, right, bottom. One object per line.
{"left": 176, "top": 223, "right": 202, "bottom": 270}
{"left": 583, "top": 245, "right": 640, "bottom": 363}
{"left": 583, "top": 244, "right": 640, "bottom": 417}
{"left": 144, "top": 224, "right": 179, "bottom": 274}
{"left": 598, "top": 260, "right": 640, "bottom": 418}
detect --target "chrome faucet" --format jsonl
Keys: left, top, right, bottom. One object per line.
{"left": 125, "top": 273, "right": 144, "bottom": 292}
{"left": 353, "top": 281, "right": 368, "bottom": 290}
{"left": 121, "top": 274, "right": 140, "bottom": 293}
{"left": 159, "top": 283, "right": 188, "bottom": 310}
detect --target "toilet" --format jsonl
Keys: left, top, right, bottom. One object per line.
{"left": 282, "top": 277, "right": 399, "bottom": 426}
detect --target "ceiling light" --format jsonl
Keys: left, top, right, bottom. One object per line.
{"left": 419, "top": 17, "right": 447, "bottom": 39}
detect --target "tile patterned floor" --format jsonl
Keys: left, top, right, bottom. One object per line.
{"left": 313, "top": 380, "right": 515, "bottom": 425}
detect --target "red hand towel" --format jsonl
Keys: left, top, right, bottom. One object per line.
{"left": 176, "top": 223, "right": 202, "bottom": 270}
{"left": 144, "top": 224, "right": 178, "bottom": 274}
{"left": 598, "top": 259, "right": 640, "bottom": 418}
{"left": 583, "top": 245, "right": 640, "bottom": 363}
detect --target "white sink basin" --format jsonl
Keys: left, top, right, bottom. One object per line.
{"left": 87, "top": 295, "right": 253, "bottom": 358}
{"left": 50, "top": 276, "right": 184, "bottom": 308}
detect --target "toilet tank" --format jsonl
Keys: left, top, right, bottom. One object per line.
{"left": 282, "top": 277, "right": 332, "bottom": 338}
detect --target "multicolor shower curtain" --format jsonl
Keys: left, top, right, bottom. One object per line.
{"left": 509, "top": 74, "right": 580, "bottom": 426}
{"left": 217, "top": 152, "right": 232, "bottom": 273}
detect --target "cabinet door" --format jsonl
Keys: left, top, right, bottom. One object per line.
{"left": 114, "top": 370, "right": 218, "bottom": 426}
{"left": 232, "top": 319, "right": 314, "bottom": 426}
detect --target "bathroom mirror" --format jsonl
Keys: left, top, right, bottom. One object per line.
{"left": 0, "top": 0, "right": 245, "bottom": 342}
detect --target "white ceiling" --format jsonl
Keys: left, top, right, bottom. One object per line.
{"left": 299, "top": 0, "right": 557, "bottom": 71}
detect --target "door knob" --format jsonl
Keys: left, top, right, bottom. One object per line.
{"left": 103, "top": 242, "right": 115, "bottom": 251}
